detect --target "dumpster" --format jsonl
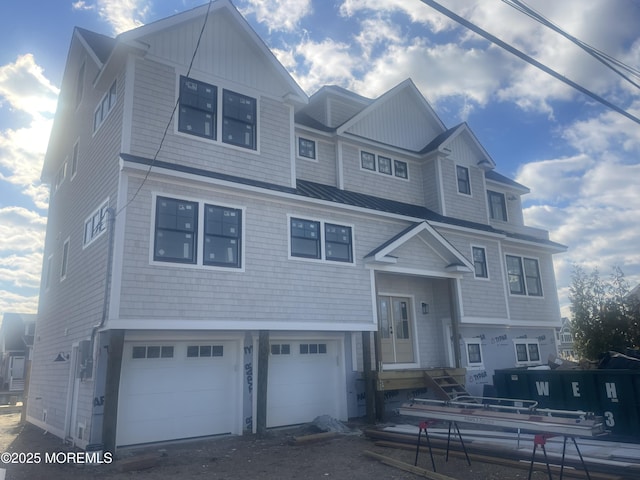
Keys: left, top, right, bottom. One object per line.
{"left": 493, "top": 368, "right": 640, "bottom": 441}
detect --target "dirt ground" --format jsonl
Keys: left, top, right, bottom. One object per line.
{"left": 0, "top": 410, "right": 581, "bottom": 480}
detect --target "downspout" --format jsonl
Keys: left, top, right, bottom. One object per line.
{"left": 89, "top": 207, "right": 116, "bottom": 371}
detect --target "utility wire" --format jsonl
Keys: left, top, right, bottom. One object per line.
{"left": 502, "top": 0, "right": 640, "bottom": 90}
{"left": 419, "top": 0, "right": 640, "bottom": 126}
{"left": 115, "top": 0, "right": 213, "bottom": 218}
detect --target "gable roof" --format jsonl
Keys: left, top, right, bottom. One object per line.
{"left": 118, "top": 0, "right": 306, "bottom": 104}
{"left": 420, "top": 122, "right": 496, "bottom": 169}
{"left": 75, "top": 27, "right": 116, "bottom": 66}
{"left": 364, "top": 221, "right": 474, "bottom": 272}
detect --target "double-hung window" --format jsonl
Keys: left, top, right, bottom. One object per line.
{"left": 179, "top": 76, "right": 217, "bottom": 140}
{"left": 290, "top": 217, "right": 353, "bottom": 263}
{"left": 83, "top": 199, "right": 109, "bottom": 247}
{"left": 290, "top": 219, "right": 321, "bottom": 259}
{"left": 204, "top": 204, "right": 241, "bottom": 267}
{"left": 93, "top": 80, "right": 116, "bottom": 132}
{"left": 457, "top": 165, "right": 471, "bottom": 195}
{"left": 488, "top": 190, "right": 507, "bottom": 221}
{"left": 154, "top": 197, "right": 198, "bottom": 264}
{"left": 506, "top": 255, "right": 542, "bottom": 296}
{"left": 153, "top": 196, "right": 243, "bottom": 269}
{"left": 472, "top": 246, "right": 488, "bottom": 279}
{"left": 464, "top": 339, "right": 484, "bottom": 368}
{"left": 325, "top": 223, "right": 353, "bottom": 262}
{"left": 222, "top": 89, "right": 256, "bottom": 149}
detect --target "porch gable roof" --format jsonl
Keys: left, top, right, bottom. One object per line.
{"left": 364, "top": 221, "right": 474, "bottom": 273}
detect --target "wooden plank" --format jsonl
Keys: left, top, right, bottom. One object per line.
{"left": 363, "top": 450, "right": 457, "bottom": 480}
{"left": 292, "top": 432, "right": 339, "bottom": 444}
{"left": 256, "top": 330, "right": 269, "bottom": 435}
{"left": 374, "top": 441, "right": 624, "bottom": 480}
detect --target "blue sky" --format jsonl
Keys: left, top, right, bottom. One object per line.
{"left": 1, "top": 0, "right": 639, "bottom": 317}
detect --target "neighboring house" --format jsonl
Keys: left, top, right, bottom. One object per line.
{"left": 556, "top": 317, "right": 576, "bottom": 360}
{"left": 0, "top": 313, "right": 36, "bottom": 396}
{"left": 30, "top": 0, "right": 566, "bottom": 449}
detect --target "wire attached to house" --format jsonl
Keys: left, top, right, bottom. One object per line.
{"left": 115, "top": 0, "right": 214, "bottom": 218}
{"left": 420, "top": 0, "right": 640, "bottom": 126}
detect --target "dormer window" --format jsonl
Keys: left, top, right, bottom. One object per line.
{"left": 456, "top": 165, "right": 471, "bottom": 195}
{"left": 488, "top": 190, "right": 507, "bottom": 221}
{"left": 298, "top": 138, "right": 316, "bottom": 159}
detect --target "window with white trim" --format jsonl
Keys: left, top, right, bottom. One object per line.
{"left": 60, "top": 238, "right": 70, "bottom": 280}
{"left": 222, "top": 89, "right": 256, "bottom": 149}
{"left": 153, "top": 196, "right": 243, "bottom": 269}
{"left": 54, "top": 161, "right": 67, "bottom": 193}
{"left": 93, "top": 80, "right": 116, "bottom": 132}
{"left": 514, "top": 340, "right": 541, "bottom": 365}
{"left": 359, "top": 150, "right": 409, "bottom": 179}
{"left": 290, "top": 217, "right": 353, "bottom": 263}
{"left": 179, "top": 76, "right": 216, "bottom": 140}
{"left": 361, "top": 151, "right": 376, "bottom": 171}
{"left": 464, "top": 339, "right": 484, "bottom": 368}
{"left": 457, "top": 165, "right": 471, "bottom": 194}
{"left": 472, "top": 246, "right": 488, "bottom": 279}
{"left": 84, "top": 199, "right": 109, "bottom": 248}
{"left": 71, "top": 141, "right": 79, "bottom": 179}
{"left": 75, "top": 62, "right": 85, "bottom": 108}
{"left": 298, "top": 137, "right": 316, "bottom": 159}
{"left": 488, "top": 190, "right": 507, "bottom": 221}
{"left": 394, "top": 160, "right": 408, "bottom": 179}
{"left": 506, "top": 255, "right": 542, "bottom": 296}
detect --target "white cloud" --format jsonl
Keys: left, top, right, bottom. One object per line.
{"left": 73, "top": 0, "right": 150, "bottom": 35}
{"left": 0, "top": 289, "right": 39, "bottom": 316}
{"left": 289, "top": 37, "right": 360, "bottom": 93}
{"left": 0, "top": 54, "right": 58, "bottom": 115}
{"left": 0, "top": 55, "right": 54, "bottom": 210}
{"left": 0, "top": 207, "right": 47, "bottom": 254}
{"left": 339, "top": 0, "right": 449, "bottom": 31}
{"left": 240, "top": 0, "right": 312, "bottom": 32}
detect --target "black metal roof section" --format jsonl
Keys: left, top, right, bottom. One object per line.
{"left": 75, "top": 27, "right": 116, "bottom": 65}
{"left": 120, "top": 153, "right": 565, "bottom": 250}
{"left": 485, "top": 169, "right": 530, "bottom": 193}
{"left": 294, "top": 111, "right": 335, "bottom": 132}
{"left": 419, "top": 123, "right": 464, "bottom": 155}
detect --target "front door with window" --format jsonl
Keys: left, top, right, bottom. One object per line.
{"left": 378, "top": 296, "right": 415, "bottom": 364}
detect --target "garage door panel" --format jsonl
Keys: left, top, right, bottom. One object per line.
{"left": 117, "top": 340, "right": 239, "bottom": 446}
{"left": 267, "top": 340, "right": 344, "bottom": 428}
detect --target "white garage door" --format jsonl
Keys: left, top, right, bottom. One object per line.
{"left": 267, "top": 340, "right": 344, "bottom": 427}
{"left": 117, "top": 340, "right": 240, "bottom": 446}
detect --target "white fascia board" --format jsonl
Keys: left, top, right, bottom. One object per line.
{"left": 462, "top": 316, "right": 563, "bottom": 328}
{"left": 107, "top": 318, "right": 377, "bottom": 332}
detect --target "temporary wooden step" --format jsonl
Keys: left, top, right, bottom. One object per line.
{"left": 423, "top": 370, "right": 477, "bottom": 403}
{"left": 374, "top": 368, "right": 466, "bottom": 392}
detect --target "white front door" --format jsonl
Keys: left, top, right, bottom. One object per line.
{"left": 378, "top": 296, "right": 415, "bottom": 364}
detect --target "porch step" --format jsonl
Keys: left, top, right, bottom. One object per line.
{"left": 423, "top": 370, "right": 478, "bottom": 403}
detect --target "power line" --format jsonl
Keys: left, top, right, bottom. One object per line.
{"left": 419, "top": 0, "right": 640, "bottom": 126}
{"left": 115, "top": 0, "right": 214, "bottom": 218}
{"left": 502, "top": 0, "right": 640, "bottom": 90}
